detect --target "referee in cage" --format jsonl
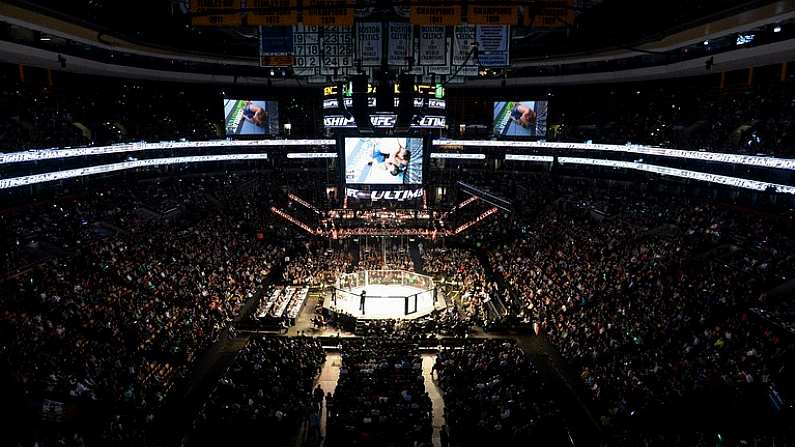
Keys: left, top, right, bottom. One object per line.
{"left": 359, "top": 289, "right": 366, "bottom": 315}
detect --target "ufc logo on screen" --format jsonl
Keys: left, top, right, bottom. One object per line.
{"left": 370, "top": 115, "right": 396, "bottom": 127}
{"left": 412, "top": 116, "right": 446, "bottom": 128}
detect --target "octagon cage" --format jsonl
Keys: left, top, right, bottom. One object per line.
{"left": 333, "top": 270, "right": 436, "bottom": 317}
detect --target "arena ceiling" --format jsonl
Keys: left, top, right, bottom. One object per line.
{"left": 6, "top": 0, "right": 778, "bottom": 60}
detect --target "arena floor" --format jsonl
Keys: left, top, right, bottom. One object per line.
{"left": 328, "top": 284, "right": 436, "bottom": 320}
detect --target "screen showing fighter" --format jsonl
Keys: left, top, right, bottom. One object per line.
{"left": 344, "top": 137, "right": 424, "bottom": 185}
{"left": 224, "top": 99, "right": 279, "bottom": 136}
{"left": 493, "top": 101, "right": 548, "bottom": 137}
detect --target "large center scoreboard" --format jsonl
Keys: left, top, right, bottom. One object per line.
{"left": 322, "top": 82, "right": 446, "bottom": 129}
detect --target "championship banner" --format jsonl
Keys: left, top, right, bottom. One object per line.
{"left": 247, "top": 0, "right": 298, "bottom": 26}
{"left": 260, "top": 26, "right": 294, "bottom": 66}
{"left": 303, "top": 0, "right": 354, "bottom": 26}
{"left": 320, "top": 25, "right": 353, "bottom": 75}
{"left": 405, "top": 36, "right": 425, "bottom": 75}
{"left": 387, "top": 22, "right": 413, "bottom": 66}
{"left": 418, "top": 26, "right": 447, "bottom": 66}
{"left": 293, "top": 24, "right": 320, "bottom": 75}
{"left": 466, "top": 5, "right": 518, "bottom": 25}
{"left": 190, "top": 0, "right": 242, "bottom": 26}
{"left": 475, "top": 25, "right": 509, "bottom": 67}
{"left": 524, "top": 0, "right": 575, "bottom": 28}
{"left": 410, "top": 5, "right": 461, "bottom": 26}
{"left": 356, "top": 22, "right": 382, "bottom": 67}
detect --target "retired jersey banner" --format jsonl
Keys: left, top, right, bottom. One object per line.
{"left": 475, "top": 25, "right": 509, "bottom": 67}
{"left": 387, "top": 22, "right": 413, "bottom": 66}
{"left": 356, "top": 22, "right": 382, "bottom": 66}
{"left": 303, "top": 0, "right": 354, "bottom": 26}
{"left": 418, "top": 26, "right": 447, "bottom": 66}
{"left": 452, "top": 25, "right": 477, "bottom": 67}
{"left": 191, "top": 0, "right": 242, "bottom": 26}
{"left": 467, "top": 5, "right": 519, "bottom": 25}
{"left": 410, "top": 5, "right": 461, "bottom": 26}
{"left": 525, "top": 0, "right": 575, "bottom": 28}
{"left": 247, "top": 0, "right": 298, "bottom": 26}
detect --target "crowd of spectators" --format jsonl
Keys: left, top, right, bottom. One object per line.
{"left": 2, "top": 156, "right": 794, "bottom": 447}
{"left": 0, "top": 173, "right": 287, "bottom": 445}
{"left": 358, "top": 246, "right": 415, "bottom": 271}
{"left": 0, "top": 67, "right": 219, "bottom": 151}
{"left": 353, "top": 309, "right": 470, "bottom": 338}
{"left": 327, "top": 338, "right": 433, "bottom": 447}
{"left": 282, "top": 242, "right": 353, "bottom": 287}
{"left": 5, "top": 63, "right": 795, "bottom": 158}
{"left": 282, "top": 243, "right": 415, "bottom": 288}
{"left": 421, "top": 246, "right": 501, "bottom": 323}
{"left": 487, "top": 180, "right": 795, "bottom": 440}
{"left": 552, "top": 81, "right": 795, "bottom": 156}
{"left": 435, "top": 340, "right": 566, "bottom": 446}
{"left": 191, "top": 336, "right": 325, "bottom": 446}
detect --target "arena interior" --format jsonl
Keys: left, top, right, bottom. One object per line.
{"left": 2, "top": 1, "right": 795, "bottom": 446}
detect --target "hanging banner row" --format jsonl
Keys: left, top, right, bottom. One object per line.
{"left": 261, "top": 23, "right": 509, "bottom": 78}
{"left": 190, "top": 1, "right": 573, "bottom": 28}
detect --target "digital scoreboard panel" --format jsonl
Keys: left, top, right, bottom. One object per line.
{"left": 323, "top": 83, "right": 446, "bottom": 129}
{"left": 493, "top": 100, "right": 548, "bottom": 138}
{"left": 343, "top": 137, "right": 424, "bottom": 185}
{"left": 224, "top": 99, "right": 280, "bottom": 136}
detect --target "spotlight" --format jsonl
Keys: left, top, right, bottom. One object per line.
{"left": 773, "top": 25, "right": 782, "bottom": 33}
{"left": 703, "top": 40, "right": 709, "bottom": 46}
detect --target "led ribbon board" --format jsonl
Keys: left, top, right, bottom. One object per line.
{"left": 0, "top": 154, "right": 268, "bottom": 190}
{"left": 557, "top": 157, "right": 795, "bottom": 194}
{"left": 436, "top": 140, "right": 795, "bottom": 171}
{"left": 0, "top": 140, "right": 332, "bottom": 165}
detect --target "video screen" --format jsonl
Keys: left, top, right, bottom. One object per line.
{"left": 493, "top": 101, "right": 548, "bottom": 137}
{"left": 344, "top": 137, "right": 424, "bottom": 185}
{"left": 224, "top": 99, "right": 279, "bottom": 136}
